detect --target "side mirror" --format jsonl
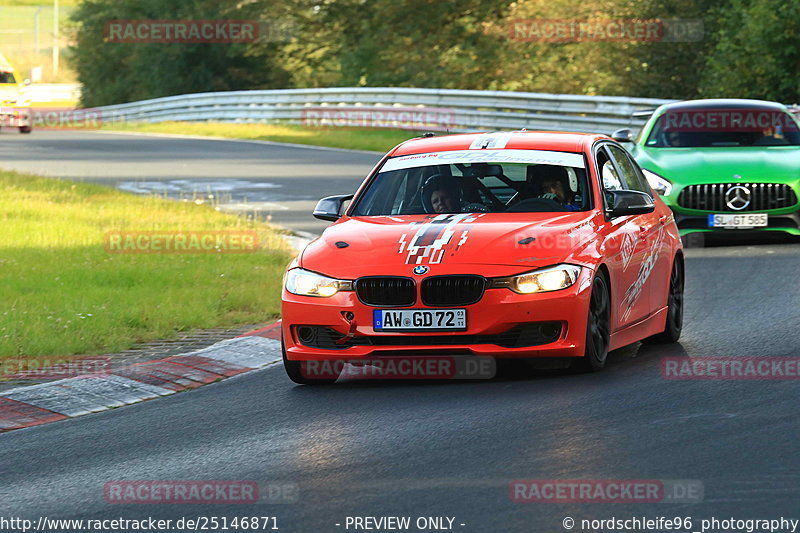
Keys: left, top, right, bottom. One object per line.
{"left": 611, "top": 128, "right": 634, "bottom": 143}
{"left": 23, "top": 79, "right": 32, "bottom": 86}
{"left": 606, "top": 190, "right": 655, "bottom": 218}
{"left": 313, "top": 194, "right": 353, "bottom": 221}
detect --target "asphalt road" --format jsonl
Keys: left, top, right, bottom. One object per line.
{"left": 0, "top": 130, "right": 381, "bottom": 235}
{"left": 2, "top": 131, "right": 800, "bottom": 532}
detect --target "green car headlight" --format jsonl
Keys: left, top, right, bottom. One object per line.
{"left": 491, "top": 264, "right": 582, "bottom": 294}
{"left": 284, "top": 268, "right": 352, "bottom": 297}
{"left": 642, "top": 169, "right": 672, "bottom": 196}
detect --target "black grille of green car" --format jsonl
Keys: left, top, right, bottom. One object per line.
{"left": 355, "top": 277, "right": 416, "bottom": 307}
{"left": 421, "top": 275, "right": 487, "bottom": 306}
{"left": 678, "top": 183, "right": 798, "bottom": 212}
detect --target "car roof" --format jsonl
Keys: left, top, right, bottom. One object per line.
{"left": 389, "top": 131, "right": 607, "bottom": 157}
{"left": 0, "top": 52, "right": 15, "bottom": 72}
{"left": 655, "top": 98, "right": 789, "bottom": 114}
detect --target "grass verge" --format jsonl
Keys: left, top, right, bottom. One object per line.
{"left": 100, "top": 121, "right": 429, "bottom": 153}
{"left": 0, "top": 169, "right": 292, "bottom": 361}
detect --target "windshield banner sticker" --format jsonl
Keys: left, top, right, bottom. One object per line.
{"left": 382, "top": 150, "right": 585, "bottom": 173}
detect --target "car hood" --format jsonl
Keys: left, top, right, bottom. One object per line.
{"left": 633, "top": 145, "right": 800, "bottom": 185}
{"left": 299, "top": 212, "right": 602, "bottom": 278}
{"left": 0, "top": 84, "right": 20, "bottom": 103}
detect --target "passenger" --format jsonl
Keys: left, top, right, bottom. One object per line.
{"left": 422, "top": 175, "right": 462, "bottom": 214}
{"left": 666, "top": 131, "right": 683, "bottom": 147}
{"left": 430, "top": 188, "right": 459, "bottom": 213}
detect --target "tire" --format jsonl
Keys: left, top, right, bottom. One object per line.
{"left": 680, "top": 233, "right": 704, "bottom": 248}
{"left": 571, "top": 272, "right": 611, "bottom": 372}
{"left": 19, "top": 126, "right": 32, "bottom": 134}
{"left": 643, "top": 255, "right": 684, "bottom": 344}
{"left": 282, "top": 336, "right": 338, "bottom": 385}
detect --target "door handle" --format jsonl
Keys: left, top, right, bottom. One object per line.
{"left": 659, "top": 215, "right": 668, "bottom": 226}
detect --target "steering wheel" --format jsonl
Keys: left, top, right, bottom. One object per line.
{"left": 463, "top": 202, "right": 490, "bottom": 213}
{"left": 504, "top": 198, "right": 566, "bottom": 213}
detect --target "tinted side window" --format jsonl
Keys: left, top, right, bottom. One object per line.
{"left": 596, "top": 147, "right": 623, "bottom": 191}
{"left": 608, "top": 145, "right": 652, "bottom": 196}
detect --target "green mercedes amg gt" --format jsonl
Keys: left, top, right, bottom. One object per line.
{"left": 614, "top": 99, "right": 800, "bottom": 236}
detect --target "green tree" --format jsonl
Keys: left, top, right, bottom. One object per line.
{"left": 700, "top": 0, "right": 800, "bottom": 102}
{"left": 274, "top": 0, "right": 511, "bottom": 89}
{"left": 491, "top": 0, "right": 720, "bottom": 98}
{"left": 71, "top": 0, "right": 291, "bottom": 106}
{"left": 611, "top": 0, "right": 721, "bottom": 99}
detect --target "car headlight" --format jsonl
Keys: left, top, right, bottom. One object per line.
{"left": 490, "top": 264, "right": 582, "bottom": 294}
{"left": 284, "top": 268, "right": 352, "bottom": 297}
{"left": 642, "top": 169, "right": 672, "bottom": 196}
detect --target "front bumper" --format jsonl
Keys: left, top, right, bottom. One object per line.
{"left": 0, "top": 105, "right": 31, "bottom": 127}
{"left": 660, "top": 189, "right": 800, "bottom": 236}
{"left": 672, "top": 211, "right": 800, "bottom": 235}
{"left": 282, "top": 267, "right": 594, "bottom": 361}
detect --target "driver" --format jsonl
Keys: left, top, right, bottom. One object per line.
{"left": 536, "top": 166, "right": 582, "bottom": 211}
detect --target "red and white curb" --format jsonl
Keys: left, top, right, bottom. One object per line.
{"left": 0, "top": 322, "right": 282, "bottom": 432}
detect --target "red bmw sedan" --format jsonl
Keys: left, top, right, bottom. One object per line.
{"left": 281, "top": 131, "right": 684, "bottom": 384}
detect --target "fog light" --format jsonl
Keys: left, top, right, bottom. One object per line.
{"left": 297, "top": 326, "right": 316, "bottom": 343}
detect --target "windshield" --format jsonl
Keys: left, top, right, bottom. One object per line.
{"left": 352, "top": 150, "right": 589, "bottom": 216}
{"left": 645, "top": 107, "right": 800, "bottom": 147}
{"left": 0, "top": 71, "right": 16, "bottom": 84}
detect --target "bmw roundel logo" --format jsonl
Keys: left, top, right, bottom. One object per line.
{"left": 413, "top": 265, "right": 429, "bottom": 275}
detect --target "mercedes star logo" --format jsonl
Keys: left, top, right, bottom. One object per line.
{"left": 725, "top": 185, "right": 751, "bottom": 211}
{"left": 413, "top": 265, "right": 429, "bottom": 275}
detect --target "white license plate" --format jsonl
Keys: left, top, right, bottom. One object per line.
{"left": 373, "top": 309, "right": 466, "bottom": 331}
{"left": 708, "top": 213, "right": 767, "bottom": 229}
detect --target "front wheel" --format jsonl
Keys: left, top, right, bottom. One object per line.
{"left": 572, "top": 272, "right": 611, "bottom": 372}
{"left": 282, "top": 337, "right": 338, "bottom": 385}
{"left": 19, "top": 126, "right": 32, "bottom": 134}
{"left": 644, "top": 256, "right": 684, "bottom": 344}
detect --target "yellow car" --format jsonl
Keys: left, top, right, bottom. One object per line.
{"left": 0, "top": 54, "right": 32, "bottom": 134}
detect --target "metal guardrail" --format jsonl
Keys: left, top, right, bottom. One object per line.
{"left": 94, "top": 87, "right": 678, "bottom": 134}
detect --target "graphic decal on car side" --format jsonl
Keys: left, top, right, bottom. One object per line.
{"left": 620, "top": 232, "right": 637, "bottom": 272}
{"left": 620, "top": 225, "right": 665, "bottom": 322}
{"left": 397, "top": 213, "right": 480, "bottom": 264}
